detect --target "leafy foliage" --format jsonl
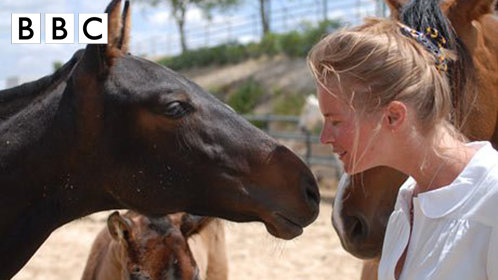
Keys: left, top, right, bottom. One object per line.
{"left": 52, "top": 61, "right": 63, "bottom": 71}
{"left": 158, "top": 19, "right": 343, "bottom": 70}
{"left": 272, "top": 91, "right": 306, "bottom": 115}
{"left": 226, "top": 79, "right": 264, "bottom": 114}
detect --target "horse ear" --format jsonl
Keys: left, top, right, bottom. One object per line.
{"left": 106, "top": 0, "right": 131, "bottom": 59}
{"left": 180, "top": 215, "right": 212, "bottom": 237}
{"left": 440, "top": 0, "right": 455, "bottom": 14}
{"left": 384, "top": 0, "right": 409, "bottom": 19}
{"left": 78, "top": 0, "right": 131, "bottom": 76}
{"left": 118, "top": 0, "right": 131, "bottom": 53}
{"left": 107, "top": 211, "right": 134, "bottom": 245}
{"left": 449, "top": 0, "right": 496, "bottom": 21}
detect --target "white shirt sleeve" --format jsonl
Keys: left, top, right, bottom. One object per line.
{"left": 488, "top": 228, "right": 498, "bottom": 279}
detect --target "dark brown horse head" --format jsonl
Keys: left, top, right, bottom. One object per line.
{"left": 108, "top": 211, "right": 208, "bottom": 280}
{"left": 332, "top": 0, "right": 498, "bottom": 259}
{"left": 0, "top": 1, "right": 319, "bottom": 277}
{"left": 67, "top": 0, "right": 319, "bottom": 239}
{"left": 332, "top": 167, "right": 406, "bottom": 259}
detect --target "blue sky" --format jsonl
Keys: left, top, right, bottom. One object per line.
{"left": 0, "top": 0, "right": 379, "bottom": 88}
{"left": 0, "top": 0, "right": 223, "bottom": 85}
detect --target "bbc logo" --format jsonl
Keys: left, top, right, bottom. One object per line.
{"left": 11, "top": 14, "right": 108, "bottom": 44}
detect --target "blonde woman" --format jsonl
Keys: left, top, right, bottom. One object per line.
{"left": 308, "top": 1, "right": 498, "bottom": 279}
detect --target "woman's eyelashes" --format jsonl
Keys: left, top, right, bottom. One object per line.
{"left": 331, "top": 120, "right": 342, "bottom": 126}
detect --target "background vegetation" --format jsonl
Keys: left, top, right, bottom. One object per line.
{"left": 158, "top": 19, "right": 342, "bottom": 71}
{"left": 155, "top": 19, "right": 342, "bottom": 116}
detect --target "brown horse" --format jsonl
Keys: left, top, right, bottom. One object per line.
{"left": 0, "top": 1, "right": 319, "bottom": 278}
{"left": 81, "top": 211, "right": 227, "bottom": 280}
{"left": 331, "top": 0, "right": 498, "bottom": 264}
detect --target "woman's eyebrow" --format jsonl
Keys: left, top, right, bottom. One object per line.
{"left": 323, "top": 112, "right": 340, "bottom": 118}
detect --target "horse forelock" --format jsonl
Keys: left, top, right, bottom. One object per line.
{"left": 146, "top": 216, "right": 177, "bottom": 237}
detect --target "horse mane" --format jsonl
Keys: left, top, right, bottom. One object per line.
{"left": 0, "top": 50, "right": 84, "bottom": 121}
{"left": 399, "top": 0, "right": 478, "bottom": 129}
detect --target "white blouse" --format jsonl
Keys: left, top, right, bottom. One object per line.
{"left": 378, "top": 141, "right": 498, "bottom": 280}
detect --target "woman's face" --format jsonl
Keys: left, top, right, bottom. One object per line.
{"left": 317, "top": 85, "right": 384, "bottom": 174}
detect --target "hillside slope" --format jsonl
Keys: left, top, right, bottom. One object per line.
{"left": 183, "top": 55, "right": 316, "bottom": 114}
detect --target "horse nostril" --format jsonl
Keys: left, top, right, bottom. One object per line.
{"left": 306, "top": 187, "right": 320, "bottom": 207}
{"left": 301, "top": 174, "right": 320, "bottom": 211}
{"left": 351, "top": 218, "right": 363, "bottom": 237}
{"left": 344, "top": 215, "right": 368, "bottom": 241}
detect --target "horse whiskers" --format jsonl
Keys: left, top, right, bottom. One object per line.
{"left": 341, "top": 190, "right": 352, "bottom": 203}
{"left": 360, "top": 175, "right": 369, "bottom": 197}
{"left": 350, "top": 174, "right": 369, "bottom": 198}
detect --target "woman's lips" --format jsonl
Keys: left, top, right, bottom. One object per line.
{"left": 336, "top": 151, "right": 347, "bottom": 160}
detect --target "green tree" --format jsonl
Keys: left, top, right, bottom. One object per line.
{"left": 52, "top": 61, "right": 63, "bottom": 71}
{"left": 140, "top": 0, "right": 241, "bottom": 53}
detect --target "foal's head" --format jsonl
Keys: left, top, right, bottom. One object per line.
{"left": 108, "top": 211, "right": 210, "bottom": 280}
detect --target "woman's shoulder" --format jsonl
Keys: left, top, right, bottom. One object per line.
{"left": 464, "top": 164, "right": 498, "bottom": 227}
{"left": 459, "top": 141, "right": 498, "bottom": 226}
{"left": 472, "top": 141, "right": 498, "bottom": 193}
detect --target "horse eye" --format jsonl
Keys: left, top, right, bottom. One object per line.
{"left": 162, "top": 101, "right": 190, "bottom": 119}
{"left": 130, "top": 265, "right": 141, "bottom": 273}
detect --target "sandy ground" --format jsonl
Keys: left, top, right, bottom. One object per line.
{"left": 11, "top": 186, "right": 363, "bottom": 280}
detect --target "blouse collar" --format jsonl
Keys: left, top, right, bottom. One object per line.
{"left": 398, "top": 141, "right": 496, "bottom": 219}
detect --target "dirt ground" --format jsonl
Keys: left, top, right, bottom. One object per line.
{"left": 11, "top": 185, "right": 363, "bottom": 280}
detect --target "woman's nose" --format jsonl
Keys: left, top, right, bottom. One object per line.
{"left": 320, "top": 126, "right": 334, "bottom": 145}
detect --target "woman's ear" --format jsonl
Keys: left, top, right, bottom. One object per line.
{"left": 384, "top": 101, "right": 407, "bottom": 131}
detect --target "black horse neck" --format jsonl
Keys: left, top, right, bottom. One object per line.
{"left": 0, "top": 54, "right": 120, "bottom": 279}
{"left": 0, "top": 97, "right": 119, "bottom": 278}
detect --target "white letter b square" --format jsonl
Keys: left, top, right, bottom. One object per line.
{"left": 12, "top": 14, "right": 41, "bottom": 44}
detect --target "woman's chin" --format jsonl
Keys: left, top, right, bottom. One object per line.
{"left": 343, "top": 163, "right": 371, "bottom": 175}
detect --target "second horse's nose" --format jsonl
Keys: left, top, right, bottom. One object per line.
{"left": 343, "top": 214, "right": 369, "bottom": 243}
